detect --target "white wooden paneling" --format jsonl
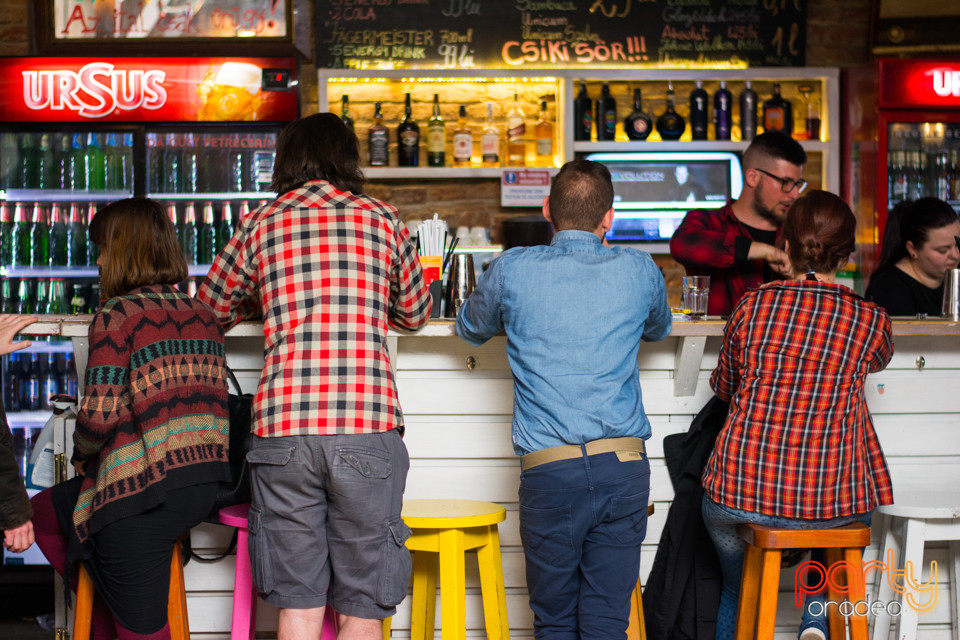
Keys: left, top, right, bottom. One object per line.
{"left": 175, "top": 331, "right": 960, "bottom": 639}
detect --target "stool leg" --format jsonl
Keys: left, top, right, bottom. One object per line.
{"left": 951, "top": 541, "right": 960, "bottom": 640}
{"left": 843, "top": 547, "right": 869, "bottom": 640}
{"left": 73, "top": 564, "right": 95, "bottom": 640}
{"left": 382, "top": 615, "right": 391, "bottom": 640}
{"left": 872, "top": 515, "right": 901, "bottom": 640}
{"left": 437, "top": 527, "right": 468, "bottom": 640}
{"left": 409, "top": 549, "right": 438, "bottom": 640}
{"left": 735, "top": 544, "right": 763, "bottom": 640}
{"left": 167, "top": 543, "right": 190, "bottom": 640}
{"left": 755, "top": 549, "right": 781, "bottom": 640}
{"left": 626, "top": 579, "right": 644, "bottom": 640}
{"left": 896, "top": 518, "right": 928, "bottom": 640}
{"left": 475, "top": 525, "right": 510, "bottom": 640}
{"left": 825, "top": 549, "right": 846, "bottom": 640}
{"left": 231, "top": 527, "right": 256, "bottom": 640}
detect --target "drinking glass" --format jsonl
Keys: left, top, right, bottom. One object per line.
{"left": 682, "top": 276, "right": 711, "bottom": 318}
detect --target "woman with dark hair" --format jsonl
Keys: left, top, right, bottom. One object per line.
{"left": 701, "top": 190, "right": 894, "bottom": 640}
{"left": 31, "top": 198, "right": 231, "bottom": 640}
{"left": 865, "top": 197, "right": 960, "bottom": 316}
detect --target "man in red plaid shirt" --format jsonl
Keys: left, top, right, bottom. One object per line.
{"left": 197, "top": 113, "right": 432, "bottom": 640}
{"left": 670, "top": 132, "right": 808, "bottom": 316}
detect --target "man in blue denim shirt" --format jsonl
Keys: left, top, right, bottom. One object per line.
{"left": 456, "top": 160, "right": 672, "bottom": 640}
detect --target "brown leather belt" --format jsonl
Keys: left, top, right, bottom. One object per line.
{"left": 521, "top": 437, "right": 646, "bottom": 471}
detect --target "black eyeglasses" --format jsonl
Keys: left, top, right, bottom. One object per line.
{"left": 754, "top": 168, "right": 807, "bottom": 194}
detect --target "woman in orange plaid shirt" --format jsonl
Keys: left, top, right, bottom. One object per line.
{"left": 700, "top": 190, "right": 894, "bottom": 640}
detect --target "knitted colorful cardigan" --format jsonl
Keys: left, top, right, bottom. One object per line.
{"left": 72, "top": 285, "right": 231, "bottom": 542}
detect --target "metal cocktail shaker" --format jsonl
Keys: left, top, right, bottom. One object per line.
{"left": 942, "top": 268, "right": 960, "bottom": 320}
{"left": 445, "top": 253, "right": 476, "bottom": 318}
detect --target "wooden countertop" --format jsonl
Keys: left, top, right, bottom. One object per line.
{"left": 14, "top": 315, "right": 960, "bottom": 338}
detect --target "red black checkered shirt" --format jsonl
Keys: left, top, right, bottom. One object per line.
{"left": 197, "top": 180, "right": 433, "bottom": 437}
{"left": 701, "top": 280, "right": 895, "bottom": 520}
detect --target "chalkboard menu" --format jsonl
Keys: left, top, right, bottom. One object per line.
{"left": 316, "top": 0, "right": 806, "bottom": 70}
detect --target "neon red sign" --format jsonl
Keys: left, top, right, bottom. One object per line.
{"left": 878, "top": 59, "right": 960, "bottom": 109}
{"left": 0, "top": 57, "right": 298, "bottom": 123}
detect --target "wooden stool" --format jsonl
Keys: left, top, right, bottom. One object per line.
{"left": 391, "top": 499, "right": 510, "bottom": 640}
{"left": 73, "top": 540, "right": 189, "bottom": 640}
{"left": 871, "top": 491, "right": 960, "bottom": 640}
{"left": 735, "top": 522, "right": 871, "bottom": 640}
{"left": 626, "top": 503, "right": 655, "bottom": 640}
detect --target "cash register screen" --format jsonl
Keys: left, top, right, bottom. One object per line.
{"left": 583, "top": 151, "right": 743, "bottom": 243}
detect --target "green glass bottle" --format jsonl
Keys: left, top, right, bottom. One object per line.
{"left": 0, "top": 133, "right": 18, "bottom": 189}
{"left": 0, "top": 203, "right": 13, "bottom": 266}
{"left": 86, "top": 203, "right": 99, "bottom": 266}
{"left": 179, "top": 202, "right": 198, "bottom": 264}
{"left": 68, "top": 203, "right": 88, "bottom": 267}
{"left": 37, "top": 133, "right": 56, "bottom": 189}
{"left": 197, "top": 202, "right": 216, "bottom": 264}
{"left": 31, "top": 203, "right": 50, "bottom": 267}
{"left": 216, "top": 202, "right": 234, "bottom": 253}
{"left": 17, "top": 133, "right": 40, "bottom": 189}
{"left": 48, "top": 203, "right": 70, "bottom": 266}
{"left": 12, "top": 203, "right": 32, "bottom": 267}
{"left": 45, "top": 278, "right": 69, "bottom": 315}
{"left": 0, "top": 278, "right": 14, "bottom": 314}
{"left": 68, "top": 133, "right": 86, "bottom": 190}
{"left": 103, "top": 132, "right": 123, "bottom": 191}
{"left": 84, "top": 133, "right": 105, "bottom": 191}
{"left": 15, "top": 278, "right": 33, "bottom": 315}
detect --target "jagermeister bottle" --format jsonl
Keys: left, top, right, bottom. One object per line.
{"left": 368, "top": 101, "right": 389, "bottom": 167}
{"left": 624, "top": 88, "right": 653, "bottom": 141}
{"left": 656, "top": 83, "right": 686, "bottom": 141}
{"left": 427, "top": 94, "right": 446, "bottom": 167}
{"left": 48, "top": 203, "right": 70, "bottom": 267}
{"left": 397, "top": 93, "right": 420, "bottom": 167}
{"left": 595, "top": 83, "right": 617, "bottom": 141}
{"left": 574, "top": 82, "right": 593, "bottom": 141}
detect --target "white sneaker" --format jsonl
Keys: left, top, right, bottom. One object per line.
{"left": 799, "top": 628, "right": 826, "bottom": 640}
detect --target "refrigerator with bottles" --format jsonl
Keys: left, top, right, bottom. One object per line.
{"left": 0, "top": 56, "right": 298, "bottom": 566}
{"left": 843, "top": 58, "right": 960, "bottom": 280}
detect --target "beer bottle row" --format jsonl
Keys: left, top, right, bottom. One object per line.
{"left": 0, "top": 277, "right": 100, "bottom": 316}
{"left": 888, "top": 149, "right": 960, "bottom": 205}
{"left": 0, "top": 202, "right": 99, "bottom": 268}
{"left": 166, "top": 200, "right": 258, "bottom": 265}
{"left": 2, "top": 351, "right": 78, "bottom": 413}
{"left": 146, "top": 132, "right": 276, "bottom": 194}
{"left": 0, "top": 131, "right": 133, "bottom": 192}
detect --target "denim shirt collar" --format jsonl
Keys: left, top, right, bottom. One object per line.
{"left": 550, "top": 230, "right": 603, "bottom": 246}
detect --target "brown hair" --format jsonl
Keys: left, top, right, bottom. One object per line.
{"left": 89, "top": 198, "right": 188, "bottom": 298}
{"left": 782, "top": 190, "right": 856, "bottom": 274}
{"left": 270, "top": 112, "right": 364, "bottom": 196}
{"left": 548, "top": 160, "right": 614, "bottom": 231}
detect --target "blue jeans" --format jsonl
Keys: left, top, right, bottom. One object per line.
{"left": 701, "top": 496, "right": 872, "bottom": 640}
{"left": 519, "top": 449, "right": 650, "bottom": 640}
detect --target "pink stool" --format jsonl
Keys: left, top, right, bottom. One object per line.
{"left": 219, "top": 504, "right": 339, "bottom": 640}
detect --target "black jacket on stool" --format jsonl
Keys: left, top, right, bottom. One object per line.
{"left": 643, "top": 395, "right": 728, "bottom": 640}
{"left": 0, "top": 400, "right": 33, "bottom": 533}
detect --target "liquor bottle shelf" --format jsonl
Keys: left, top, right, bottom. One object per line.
{"left": 2, "top": 265, "right": 214, "bottom": 277}
{"left": 0, "top": 189, "right": 133, "bottom": 203}
{"left": 572, "top": 140, "right": 831, "bottom": 153}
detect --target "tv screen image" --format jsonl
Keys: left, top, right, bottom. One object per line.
{"left": 584, "top": 151, "right": 743, "bottom": 243}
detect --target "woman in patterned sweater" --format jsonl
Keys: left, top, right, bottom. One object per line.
{"left": 31, "top": 198, "right": 231, "bottom": 640}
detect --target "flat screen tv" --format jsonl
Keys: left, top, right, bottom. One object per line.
{"left": 583, "top": 151, "right": 743, "bottom": 243}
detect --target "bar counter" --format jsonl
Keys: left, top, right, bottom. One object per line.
{"left": 15, "top": 316, "right": 960, "bottom": 639}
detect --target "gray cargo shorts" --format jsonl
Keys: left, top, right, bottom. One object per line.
{"left": 245, "top": 430, "right": 412, "bottom": 618}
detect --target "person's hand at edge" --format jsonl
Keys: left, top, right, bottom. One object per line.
{"left": 748, "top": 243, "right": 793, "bottom": 277}
{"left": 0, "top": 315, "right": 38, "bottom": 357}
{"left": 3, "top": 520, "right": 34, "bottom": 553}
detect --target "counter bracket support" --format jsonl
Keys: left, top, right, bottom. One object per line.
{"left": 71, "top": 335, "right": 89, "bottom": 399}
{"left": 674, "top": 336, "right": 706, "bottom": 397}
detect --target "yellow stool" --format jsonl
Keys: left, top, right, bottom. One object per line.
{"left": 625, "top": 503, "right": 654, "bottom": 640}
{"left": 395, "top": 499, "right": 510, "bottom": 640}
